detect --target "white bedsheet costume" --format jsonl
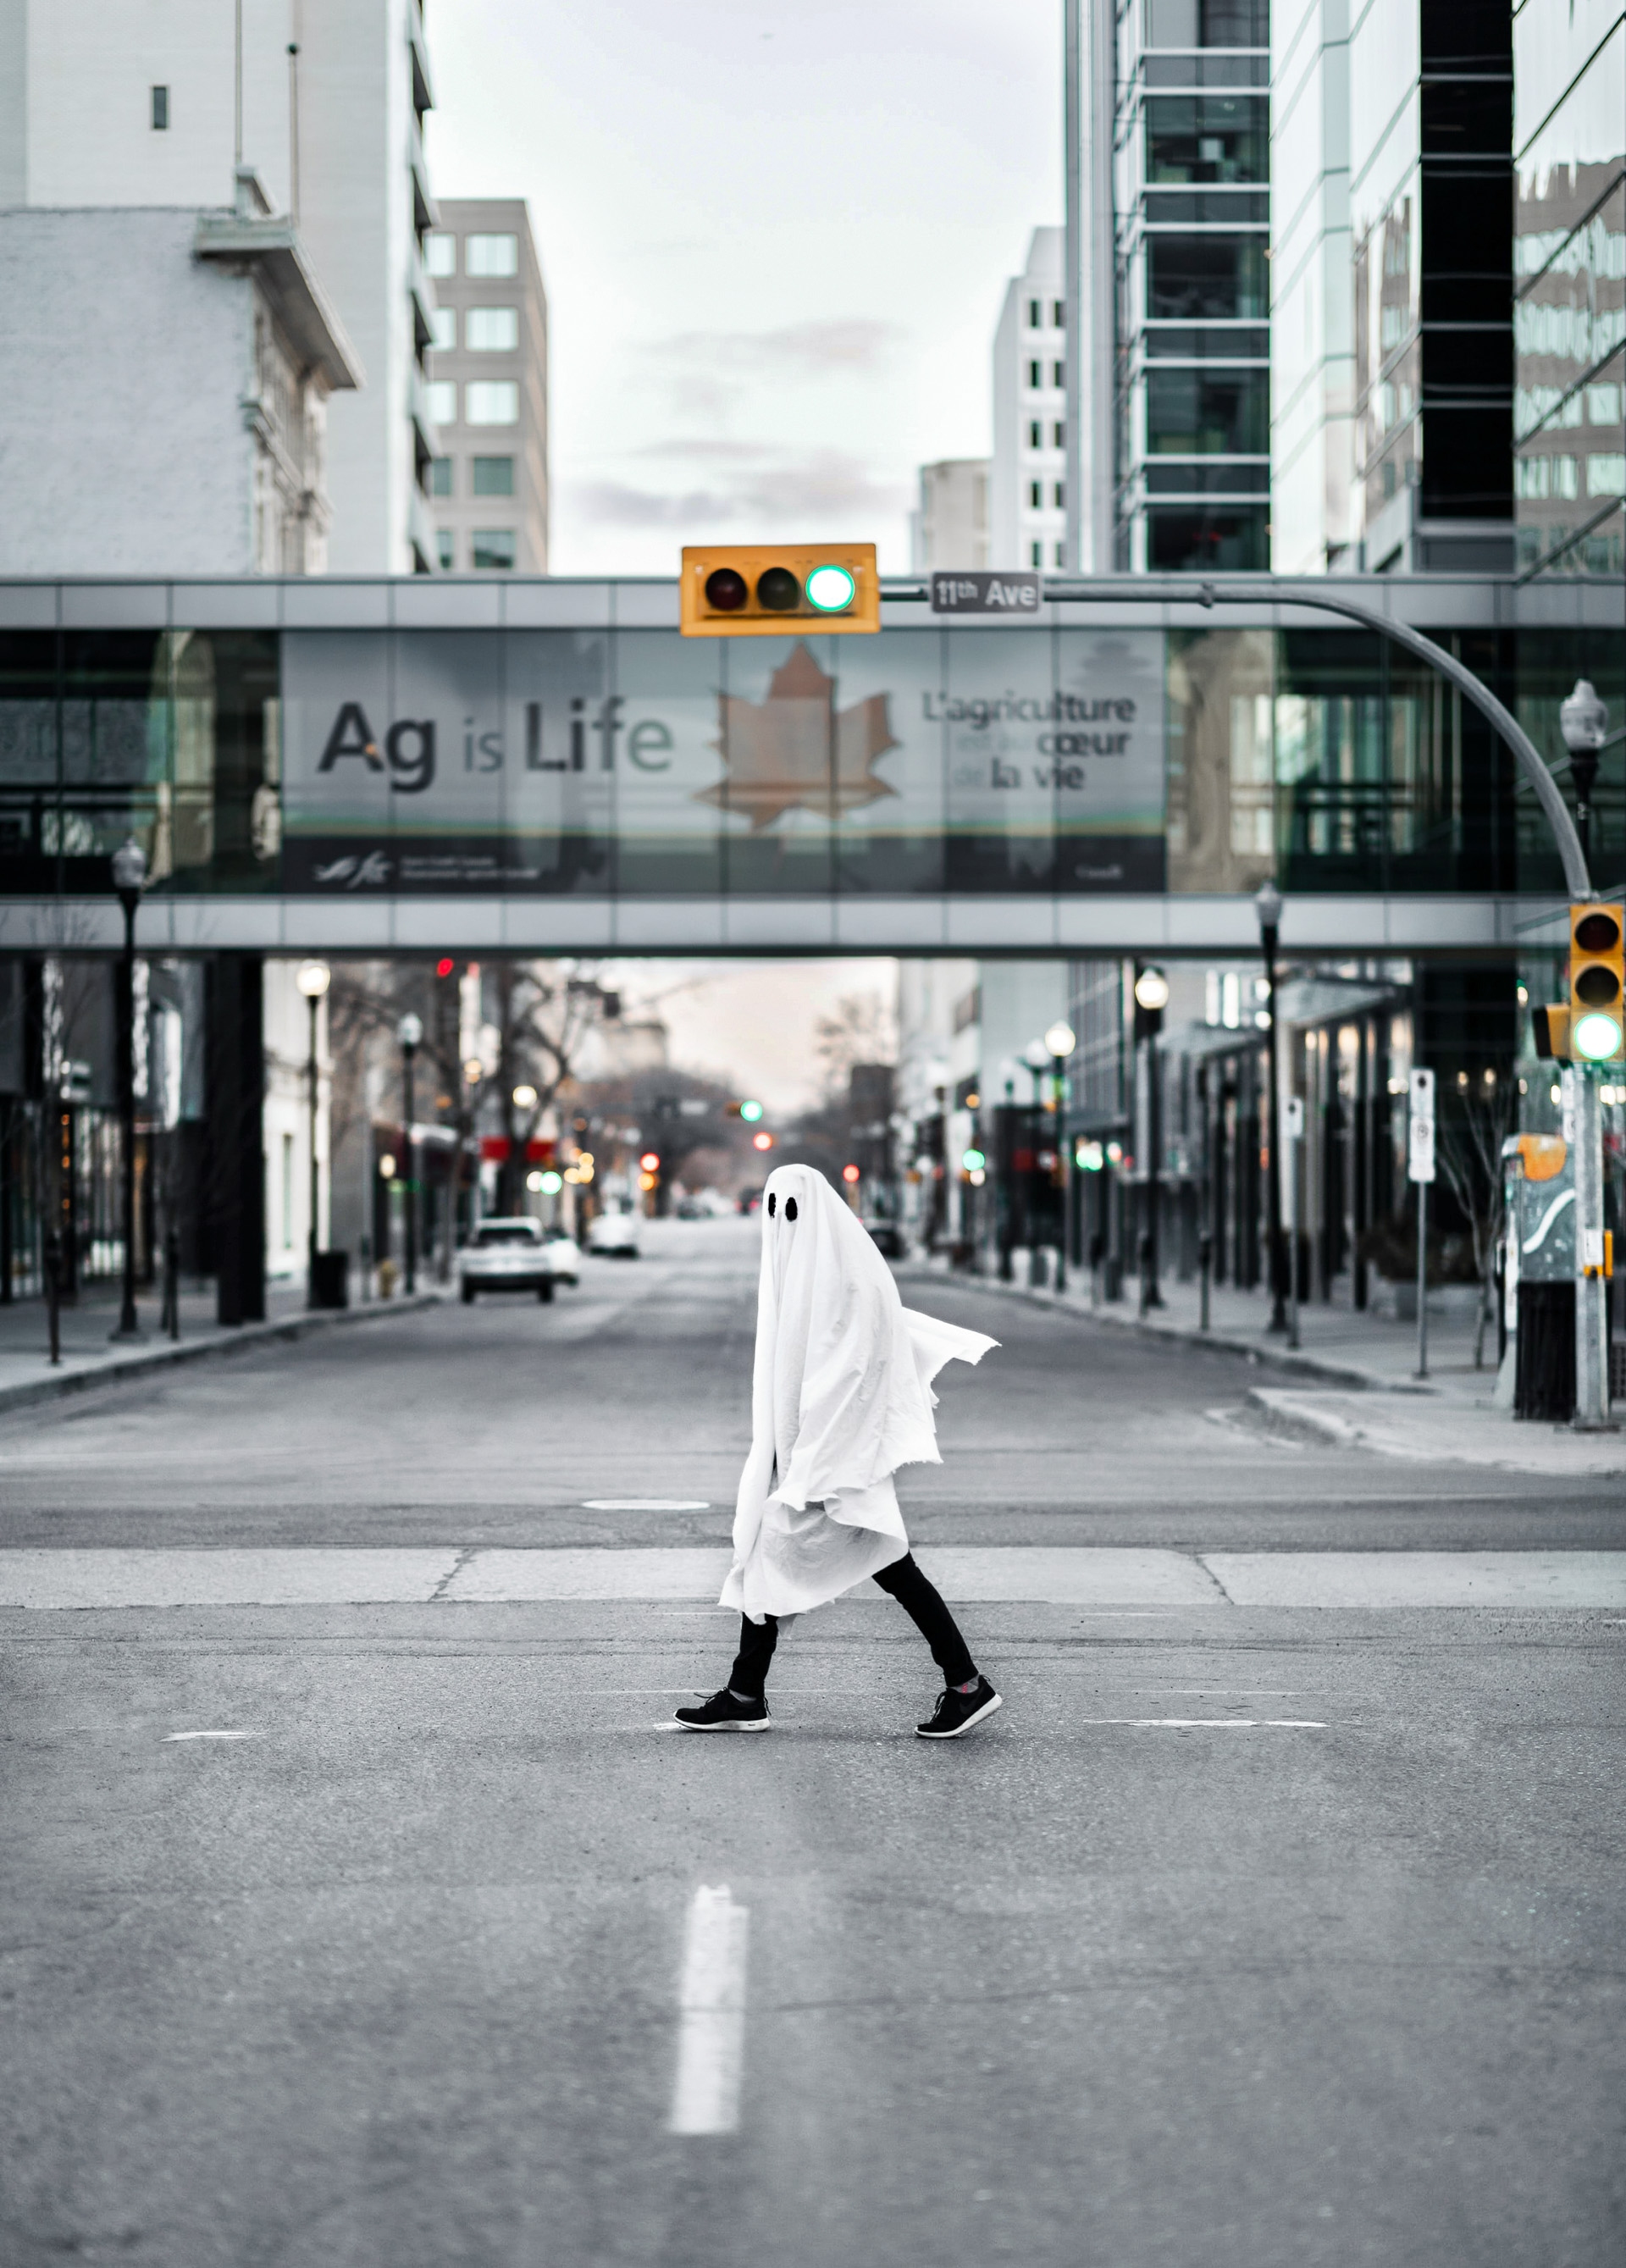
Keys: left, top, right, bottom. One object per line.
{"left": 722, "top": 1163, "right": 998, "bottom": 1623}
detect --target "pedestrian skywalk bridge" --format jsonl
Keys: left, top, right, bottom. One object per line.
{"left": 2, "top": 1547, "right": 1623, "bottom": 1611}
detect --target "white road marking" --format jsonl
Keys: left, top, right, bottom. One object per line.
{"left": 668, "top": 1884, "right": 749, "bottom": 2136}
{"left": 1203, "top": 1550, "right": 1626, "bottom": 1609}
{"left": 1078, "top": 1718, "right": 1327, "bottom": 1729}
{"left": 1, "top": 1548, "right": 1622, "bottom": 1611}
{"left": 163, "top": 1729, "right": 261, "bottom": 1741}
{"left": 582, "top": 1500, "right": 711, "bottom": 1512}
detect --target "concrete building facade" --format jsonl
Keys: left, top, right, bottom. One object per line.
{"left": 990, "top": 228, "right": 1070, "bottom": 569}
{"left": 0, "top": 0, "right": 439, "bottom": 577}
{"left": 424, "top": 199, "right": 550, "bottom": 574}
{"left": 909, "top": 459, "right": 990, "bottom": 573}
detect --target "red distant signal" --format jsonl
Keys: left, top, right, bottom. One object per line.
{"left": 436, "top": 957, "right": 455, "bottom": 978}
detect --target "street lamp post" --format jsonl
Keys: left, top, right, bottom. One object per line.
{"left": 110, "top": 836, "right": 147, "bottom": 1340}
{"left": 1131, "top": 968, "right": 1169, "bottom": 1312}
{"left": 296, "top": 962, "right": 330, "bottom": 1307}
{"left": 1044, "top": 1020, "right": 1076, "bottom": 1293}
{"left": 1559, "top": 679, "right": 1611, "bottom": 871}
{"left": 1255, "top": 881, "right": 1290, "bottom": 1335}
{"left": 397, "top": 1011, "right": 423, "bottom": 1294}
{"left": 1023, "top": 1040, "right": 1050, "bottom": 1286}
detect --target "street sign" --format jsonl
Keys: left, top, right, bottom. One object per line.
{"left": 1408, "top": 1068, "right": 1435, "bottom": 1185}
{"left": 929, "top": 571, "right": 1042, "bottom": 616}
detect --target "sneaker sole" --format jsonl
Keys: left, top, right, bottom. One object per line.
{"left": 672, "top": 1718, "right": 772, "bottom": 1733}
{"left": 915, "top": 1691, "right": 1003, "bottom": 1740}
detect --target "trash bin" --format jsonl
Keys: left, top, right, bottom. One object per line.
{"left": 311, "top": 1249, "right": 350, "bottom": 1309}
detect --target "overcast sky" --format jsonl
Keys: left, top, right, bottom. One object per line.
{"left": 600, "top": 958, "right": 898, "bottom": 1116}
{"left": 425, "top": 1, "right": 1062, "bottom": 577}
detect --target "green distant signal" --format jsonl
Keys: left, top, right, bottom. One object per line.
{"left": 740, "top": 1099, "right": 764, "bottom": 1122}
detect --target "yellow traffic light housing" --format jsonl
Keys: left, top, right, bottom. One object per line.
{"left": 1532, "top": 1004, "right": 1572, "bottom": 1060}
{"left": 680, "top": 545, "right": 880, "bottom": 637}
{"left": 1568, "top": 901, "right": 1624, "bottom": 1063}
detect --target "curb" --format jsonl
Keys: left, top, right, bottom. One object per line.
{"left": 0, "top": 1292, "right": 445, "bottom": 1419}
{"left": 901, "top": 1261, "right": 1432, "bottom": 1396}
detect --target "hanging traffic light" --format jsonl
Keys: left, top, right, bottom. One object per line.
{"left": 1532, "top": 1004, "right": 1572, "bottom": 1060}
{"left": 725, "top": 1098, "right": 765, "bottom": 1123}
{"left": 1568, "top": 902, "right": 1624, "bottom": 1063}
{"left": 680, "top": 545, "right": 881, "bottom": 637}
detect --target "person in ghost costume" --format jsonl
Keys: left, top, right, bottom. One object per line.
{"left": 673, "top": 1162, "right": 1002, "bottom": 1740}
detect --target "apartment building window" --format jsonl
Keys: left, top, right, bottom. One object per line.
{"left": 1588, "top": 453, "right": 1626, "bottom": 497}
{"left": 466, "top": 233, "right": 518, "bottom": 278}
{"left": 429, "top": 307, "right": 456, "bottom": 352}
{"left": 1146, "top": 0, "right": 1268, "bottom": 43}
{"left": 151, "top": 86, "right": 169, "bottom": 130}
{"left": 465, "top": 381, "right": 518, "bottom": 425}
{"left": 1054, "top": 421, "right": 1065, "bottom": 446}
{"left": 281, "top": 1135, "right": 294, "bottom": 1250}
{"left": 1052, "top": 360, "right": 1065, "bottom": 386}
{"left": 1054, "top": 542, "right": 1065, "bottom": 566}
{"left": 465, "top": 307, "right": 519, "bottom": 352}
{"left": 425, "top": 232, "right": 456, "bottom": 278}
{"left": 1029, "top": 480, "right": 1043, "bottom": 507}
{"left": 426, "top": 379, "right": 457, "bottom": 426}
{"left": 472, "top": 456, "right": 514, "bottom": 495}
{"left": 1054, "top": 482, "right": 1065, "bottom": 508}
{"left": 1052, "top": 300, "right": 1065, "bottom": 325}
{"left": 472, "top": 529, "right": 517, "bottom": 570}
{"left": 1030, "top": 540, "right": 1043, "bottom": 566}
{"left": 1147, "top": 367, "right": 1267, "bottom": 454}
{"left": 429, "top": 457, "right": 452, "bottom": 497}
{"left": 1028, "top": 419, "right": 1043, "bottom": 447}
{"left": 1148, "top": 235, "right": 1267, "bottom": 320}
{"left": 1028, "top": 298, "right": 1042, "bottom": 326}
{"left": 435, "top": 531, "right": 455, "bottom": 571}
{"left": 1027, "top": 359, "right": 1042, "bottom": 387}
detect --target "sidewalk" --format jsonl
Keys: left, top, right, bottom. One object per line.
{"left": 915, "top": 1256, "right": 1626, "bottom": 1479}
{"left": 0, "top": 1276, "right": 445, "bottom": 1419}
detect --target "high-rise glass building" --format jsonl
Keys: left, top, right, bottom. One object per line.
{"left": 1109, "top": 0, "right": 1274, "bottom": 571}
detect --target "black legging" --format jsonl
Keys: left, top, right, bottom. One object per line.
{"left": 727, "top": 1552, "right": 977, "bottom": 1699}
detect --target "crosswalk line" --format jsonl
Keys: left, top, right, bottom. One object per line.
{"left": 0, "top": 1546, "right": 1621, "bottom": 1611}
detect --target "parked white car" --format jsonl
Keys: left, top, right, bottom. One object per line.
{"left": 544, "top": 1231, "right": 580, "bottom": 1286}
{"left": 459, "top": 1219, "right": 556, "bottom": 1303}
{"left": 585, "top": 1204, "right": 642, "bottom": 1258}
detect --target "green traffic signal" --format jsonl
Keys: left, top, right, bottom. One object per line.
{"left": 806, "top": 563, "right": 856, "bottom": 612}
{"left": 739, "top": 1098, "right": 764, "bottom": 1123}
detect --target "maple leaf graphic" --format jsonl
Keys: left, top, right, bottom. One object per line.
{"left": 696, "top": 640, "right": 899, "bottom": 830}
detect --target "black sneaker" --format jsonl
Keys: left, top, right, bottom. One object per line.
{"left": 916, "top": 1677, "right": 1003, "bottom": 1740}
{"left": 672, "top": 1689, "right": 771, "bottom": 1733}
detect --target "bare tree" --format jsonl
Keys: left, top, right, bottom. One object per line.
{"left": 813, "top": 991, "right": 896, "bottom": 1101}
{"left": 1435, "top": 1070, "right": 1518, "bottom": 1368}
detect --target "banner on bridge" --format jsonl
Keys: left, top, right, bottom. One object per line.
{"left": 279, "top": 628, "right": 1166, "bottom": 897}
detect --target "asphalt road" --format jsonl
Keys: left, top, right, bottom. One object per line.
{"left": 2, "top": 1215, "right": 1622, "bottom": 2266}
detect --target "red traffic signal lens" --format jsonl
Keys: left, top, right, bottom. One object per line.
{"left": 639, "top": 1152, "right": 660, "bottom": 1172}
{"left": 752, "top": 1131, "right": 773, "bottom": 1151}
{"left": 436, "top": 957, "right": 455, "bottom": 978}
{"left": 1574, "top": 910, "right": 1622, "bottom": 954}
{"left": 842, "top": 1163, "right": 860, "bottom": 1183}
{"left": 755, "top": 566, "right": 801, "bottom": 611}
{"left": 704, "top": 567, "right": 748, "bottom": 611}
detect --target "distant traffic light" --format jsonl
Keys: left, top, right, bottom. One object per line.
{"left": 639, "top": 1151, "right": 661, "bottom": 1173}
{"left": 1569, "top": 901, "right": 1624, "bottom": 1062}
{"left": 842, "top": 1163, "right": 860, "bottom": 1183}
{"left": 436, "top": 957, "right": 455, "bottom": 978}
{"left": 726, "top": 1098, "right": 765, "bottom": 1122}
{"left": 752, "top": 1131, "right": 773, "bottom": 1152}
{"left": 680, "top": 545, "right": 880, "bottom": 638}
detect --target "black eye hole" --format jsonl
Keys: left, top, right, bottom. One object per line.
{"left": 784, "top": 1198, "right": 798, "bottom": 1221}
{"left": 767, "top": 1192, "right": 776, "bottom": 1216}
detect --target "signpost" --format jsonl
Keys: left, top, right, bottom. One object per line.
{"left": 1285, "top": 1094, "right": 1304, "bottom": 1351}
{"left": 928, "top": 571, "right": 1042, "bottom": 616}
{"left": 1408, "top": 1070, "right": 1436, "bottom": 1379}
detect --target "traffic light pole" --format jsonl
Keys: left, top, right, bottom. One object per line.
{"left": 1573, "top": 1069, "right": 1610, "bottom": 1428}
